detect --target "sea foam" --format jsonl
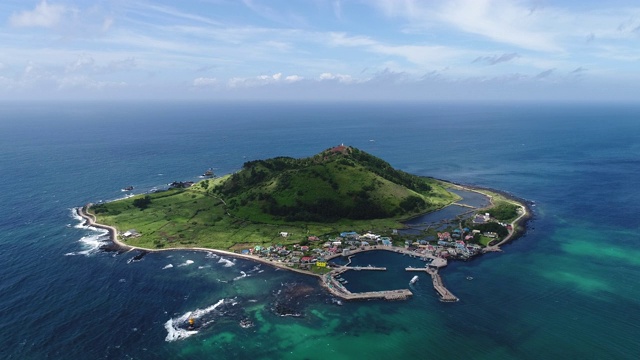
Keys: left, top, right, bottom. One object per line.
{"left": 164, "top": 299, "right": 225, "bottom": 342}
{"left": 218, "top": 257, "right": 235, "bottom": 267}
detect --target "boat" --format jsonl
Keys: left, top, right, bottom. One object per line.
{"left": 410, "top": 275, "right": 419, "bottom": 285}
{"left": 202, "top": 168, "right": 214, "bottom": 177}
{"left": 466, "top": 276, "right": 474, "bottom": 280}
{"left": 121, "top": 186, "right": 134, "bottom": 192}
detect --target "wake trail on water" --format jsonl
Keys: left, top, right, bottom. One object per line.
{"left": 164, "top": 298, "right": 235, "bottom": 342}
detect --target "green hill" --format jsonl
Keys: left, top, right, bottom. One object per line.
{"left": 90, "top": 145, "right": 459, "bottom": 249}
{"left": 219, "top": 145, "right": 454, "bottom": 222}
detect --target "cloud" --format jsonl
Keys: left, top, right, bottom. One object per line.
{"left": 535, "top": 68, "right": 555, "bottom": 79}
{"left": 228, "top": 72, "right": 288, "bottom": 87}
{"left": 328, "top": 32, "right": 463, "bottom": 66}
{"left": 10, "top": 0, "right": 68, "bottom": 28}
{"left": 318, "top": 72, "right": 354, "bottom": 83}
{"left": 65, "top": 55, "right": 137, "bottom": 74}
{"left": 285, "top": 75, "right": 303, "bottom": 83}
{"left": 473, "top": 52, "right": 520, "bottom": 65}
{"left": 439, "top": 0, "right": 562, "bottom": 53}
{"left": 193, "top": 77, "right": 218, "bottom": 87}
{"left": 106, "top": 58, "right": 137, "bottom": 72}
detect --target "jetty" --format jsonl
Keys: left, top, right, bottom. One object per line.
{"left": 405, "top": 267, "right": 458, "bottom": 302}
{"left": 323, "top": 272, "right": 412, "bottom": 301}
{"left": 323, "top": 264, "right": 411, "bottom": 301}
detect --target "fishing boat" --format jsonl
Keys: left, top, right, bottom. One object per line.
{"left": 202, "top": 168, "right": 214, "bottom": 177}
{"left": 121, "top": 186, "right": 134, "bottom": 192}
{"left": 410, "top": 275, "right": 419, "bottom": 285}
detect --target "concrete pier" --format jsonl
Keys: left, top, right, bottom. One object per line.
{"left": 324, "top": 265, "right": 411, "bottom": 301}
{"left": 405, "top": 267, "right": 459, "bottom": 302}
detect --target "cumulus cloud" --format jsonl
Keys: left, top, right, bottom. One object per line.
{"left": 228, "top": 73, "right": 288, "bottom": 87}
{"left": 10, "top": 0, "right": 68, "bottom": 28}
{"left": 318, "top": 72, "right": 354, "bottom": 83}
{"left": 285, "top": 75, "right": 303, "bottom": 82}
{"left": 473, "top": 53, "right": 520, "bottom": 65}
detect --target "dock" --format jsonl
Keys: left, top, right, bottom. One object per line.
{"left": 323, "top": 273, "right": 412, "bottom": 301}
{"left": 324, "top": 265, "right": 411, "bottom": 301}
{"left": 405, "top": 267, "right": 459, "bottom": 302}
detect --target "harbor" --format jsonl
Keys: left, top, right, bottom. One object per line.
{"left": 321, "top": 259, "right": 458, "bottom": 302}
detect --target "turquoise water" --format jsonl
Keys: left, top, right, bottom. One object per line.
{"left": 0, "top": 102, "right": 638, "bottom": 359}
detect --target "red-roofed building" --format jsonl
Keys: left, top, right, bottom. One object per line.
{"left": 330, "top": 144, "right": 349, "bottom": 154}
{"left": 301, "top": 256, "right": 313, "bottom": 263}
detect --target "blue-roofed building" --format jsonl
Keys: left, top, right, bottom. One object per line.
{"left": 340, "top": 231, "right": 359, "bottom": 238}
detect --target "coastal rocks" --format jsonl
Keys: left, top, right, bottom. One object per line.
{"left": 271, "top": 282, "right": 317, "bottom": 317}
{"left": 98, "top": 241, "right": 128, "bottom": 254}
{"left": 127, "top": 250, "right": 149, "bottom": 263}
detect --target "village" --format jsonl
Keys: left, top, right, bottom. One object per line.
{"left": 230, "top": 209, "right": 514, "bottom": 271}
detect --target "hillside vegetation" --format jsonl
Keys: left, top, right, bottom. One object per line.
{"left": 91, "top": 145, "right": 459, "bottom": 249}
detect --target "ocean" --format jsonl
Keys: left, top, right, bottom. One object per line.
{"left": 0, "top": 101, "right": 638, "bottom": 359}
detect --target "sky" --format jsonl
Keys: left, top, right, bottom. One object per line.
{"left": 1, "top": 0, "right": 640, "bottom": 102}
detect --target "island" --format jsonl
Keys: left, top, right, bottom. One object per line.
{"left": 77, "top": 145, "right": 530, "bottom": 302}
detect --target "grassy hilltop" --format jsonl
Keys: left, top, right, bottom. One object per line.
{"left": 91, "top": 145, "right": 459, "bottom": 250}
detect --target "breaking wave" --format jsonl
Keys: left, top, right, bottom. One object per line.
{"left": 164, "top": 299, "right": 229, "bottom": 342}
{"left": 218, "top": 257, "right": 235, "bottom": 267}
{"left": 66, "top": 209, "right": 110, "bottom": 256}
{"left": 177, "top": 260, "right": 194, "bottom": 267}
{"left": 233, "top": 271, "right": 247, "bottom": 281}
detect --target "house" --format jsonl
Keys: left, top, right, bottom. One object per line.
{"left": 279, "top": 232, "right": 289, "bottom": 237}
{"left": 381, "top": 239, "right": 392, "bottom": 246}
{"left": 362, "top": 233, "right": 380, "bottom": 241}
{"left": 301, "top": 256, "right": 313, "bottom": 263}
{"left": 473, "top": 215, "right": 486, "bottom": 224}
{"left": 308, "top": 236, "right": 320, "bottom": 242}
{"left": 122, "top": 229, "right": 141, "bottom": 238}
{"left": 340, "top": 231, "right": 359, "bottom": 238}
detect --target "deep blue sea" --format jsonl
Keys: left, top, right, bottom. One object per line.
{"left": 1, "top": 101, "right": 639, "bottom": 359}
